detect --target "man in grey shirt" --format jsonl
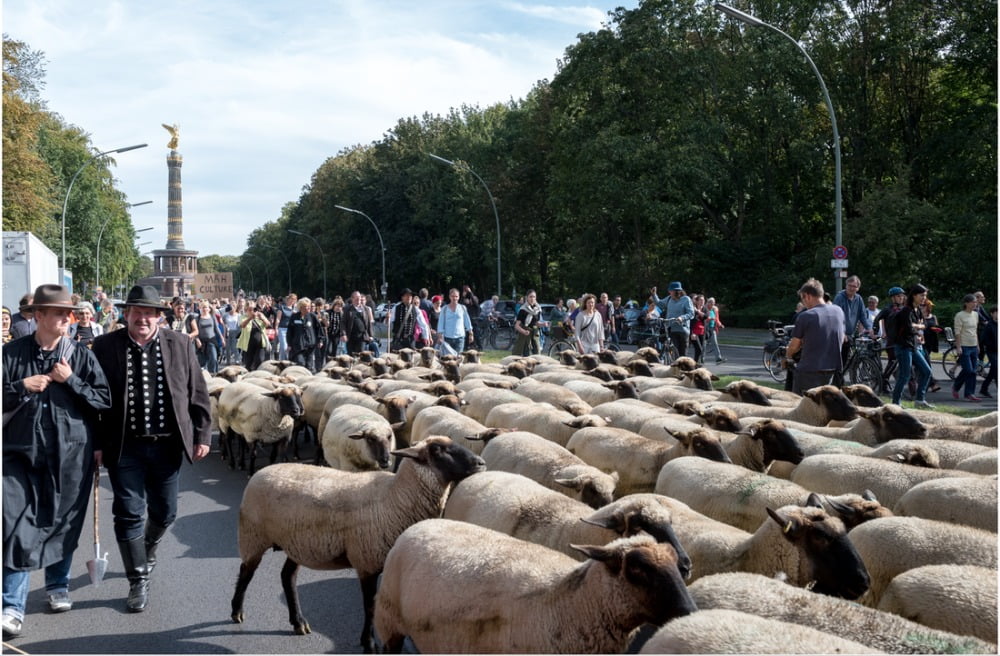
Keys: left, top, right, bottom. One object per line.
{"left": 786, "top": 278, "right": 845, "bottom": 394}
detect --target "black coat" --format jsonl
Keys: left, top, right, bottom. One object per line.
{"left": 286, "top": 311, "right": 319, "bottom": 355}
{"left": 91, "top": 327, "right": 212, "bottom": 466}
{"left": 2, "top": 335, "right": 111, "bottom": 570}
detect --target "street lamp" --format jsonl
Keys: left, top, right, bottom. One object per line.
{"left": 60, "top": 143, "right": 148, "bottom": 271}
{"left": 334, "top": 205, "right": 388, "bottom": 299}
{"left": 714, "top": 3, "right": 843, "bottom": 292}
{"left": 256, "top": 244, "right": 292, "bottom": 295}
{"left": 428, "top": 153, "right": 502, "bottom": 299}
{"left": 287, "top": 229, "right": 327, "bottom": 299}
{"left": 95, "top": 201, "right": 153, "bottom": 290}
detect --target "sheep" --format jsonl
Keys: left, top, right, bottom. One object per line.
{"left": 924, "top": 422, "right": 998, "bottom": 447}
{"left": 878, "top": 564, "right": 998, "bottom": 645}
{"left": 527, "top": 369, "right": 596, "bottom": 386}
{"left": 848, "top": 516, "right": 997, "bottom": 607}
{"left": 255, "top": 359, "right": 295, "bottom": 374}
{"left": 790, "top": 453, "right": 982, "bottom": 507}
{"left": 954, "top": 450, "right": 997, "bottom": 475}
{"left": 841, "top": 383, "right": 884, "bottom": 407}
{"left": 216, "top": 364, "right": 249, "bottom": 382}
{"left": 722, "top": 419, "right": 805, "bottom": 472}
{"left": 278, "top": 364, "right": 314, "bottom": 381}
{"left": 590, "top": 399, "right": 676, "bottom": 433}
{"left": 640, "top": 608, "right": 881, "bottom": 654}
{"left": 315, "top": 389, "right": 409, "bottom": 444}
{"left": 477, "top": 431, "right": 618, "bottom": 507}
{"left": 892, "top": 475, "right": 998, "bottom": 532}
{"left": 562, "top": 378, "right": 617, "bottom": 406}
{"left": 654, "top": 495, "right": 870, "bottom": 599}
{"left": 717, "top": 379, "right": 773, "bottom": 405}
{"left": 319, "top": 405, "right": 399, "bottom": 471}
{"left": 774, "top": 403, "right": 927, "bottom": 446}
{"left": 582, "top": 362, "right": 631, "bottom": 382}
{"left": 868, "top": 438, "right": 994, "bottom": 469}
{"left": 905, "top": 408, "right": 998, "bottom": 427}
{"left": 686, "top": 572, "right": 995, "bottom": 654}
{"left": 655, "top": 457, "right": 889, "bottom": 533}
{"left": 230, "top": 436, "right": 485, "bottom": 651}
{"left": 706, "top": 385, "right": 859, "bottom": 425}
{"left": 206, "top": 375, "right": 230, "bottom": 440}
{"left": 215, "top": 382, "right": 304, "bottom": 474}
{"left": 485, "top": 402, "right": 611, "bottom": 447}
{"left": 373, "top": 519, "right": 697, "bottom": 654}
{"left": 638, "top": 385, "right": 719, "bottom": 409}
{"left": 410, "top": 405, "right": 512, "bottom": 454}
{"left": 678, "top": 367, "right": 719, "bottom": 391}
{"left": 444, "top": 471, "right": 690, "bottom": 571}
{"left": 383, "top": 389, "right": 463, "bottom": 449}
{"left": 513, "top": 379, "right": 593, "bottom": 415}
{"left": 300, "top": 378, "right": 350, "bottom": 434}
{"left": 567, "top": 426, "right": 731, "bottom": 497}
{"left": 460, "top": 386, "right": 534, "bottom": 424}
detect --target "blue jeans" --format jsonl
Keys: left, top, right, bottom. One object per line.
{"left": 444, "top": 336, "right": 465, "bottom": 355}
{"left": 953, "top": 346, "right": 980, "bottom": 397}
{"left": 105, "top": 439, "right": 183, "bottom": 541}
{"left": 893, "top": 345, "right": 931, "bottom": 404}
{"left": 278, "top": 327, "right": 289, "bottom": 359}
{"left": 3, "top": 552, "right": 73, "bottom": 620}
{"left": 198, "top": 341, "right": 218, "bottom": 374}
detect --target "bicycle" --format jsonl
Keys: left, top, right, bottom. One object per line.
{"left": 842, "top": 334, "right": 884, "bottom": 393}
{"left": 546, "top": 333, "right": 620, "bottom": 358}
{"left": 628, "top": 318, "right": 679, "bottom": 364}
{"left": 762, "top": 320, "right": 792, "bottom": 383}
{"left": 477, "top": 315, "right": 515, "bottom": 351}
{"left": 940, "top": 327, "right": 988, "bottom": 381}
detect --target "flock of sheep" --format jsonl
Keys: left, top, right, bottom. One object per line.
{"left": 202, "top": 344, "right": 998, "bottom": 654}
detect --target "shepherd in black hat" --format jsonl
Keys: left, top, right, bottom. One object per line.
{"left": 90, "top": 284, "right": 211, "bottom": 613}
{"left": 390, "top": 288, "right": 417, "bottom": 352}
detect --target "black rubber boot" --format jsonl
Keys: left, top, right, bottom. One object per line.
{"left": 118, "top": 538, "right": 150, "bottom": 613}
{"left": 144, "top": 521, "right": 169, "bottom": 575}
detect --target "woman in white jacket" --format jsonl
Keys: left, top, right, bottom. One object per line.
{"left": 574, "top": 293, "right": 605, "bottom": 354}
{"left": 67, "top": 301, "right": 104, "bottom": 348}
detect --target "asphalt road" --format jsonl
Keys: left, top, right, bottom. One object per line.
{"left": 7, "top": 331, "right": 994, "bottom": 654}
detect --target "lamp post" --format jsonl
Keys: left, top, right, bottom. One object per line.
{"left": 714, "top": 3, "right": 843, "bottom": 292}
{"left": 334, "top": 205, "right": 388, "bottom": 299}
{"left": 240, "top": 262, "right": 255, "bottom": 293}
{"left": 245, "top": 251, "right": 272, "bottom": 296}
{"left": 95, "top": 201, "right": 153, "bottom": 290}
{"left": 286, "top": 229, "right": 327, "bottom": 299}
{"left": 256, "top": 244, "right": 292, "bottom": 295}
{"left": 60, "top": 143, "right": 148, "bottom": 271}
{"left": 428, "top": 153, "right": 502, "bottom": 299}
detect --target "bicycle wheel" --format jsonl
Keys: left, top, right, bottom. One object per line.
{"left": 492, "top": 325, "right": 515, "bottom": 351}
{"left": 762, "top": 346, "right": 774, "bottom": 373}
{"left": 850, "top": 357, "right": 883, "bottom": 394}
{"left": 548, "top": 339, "right": 576, "bottom": 358}
{"left": 768, "top": 347, "right": 787, "bottom": 383}
{"left": 941, "top": 347, "right": 959, "bottom": 380}
{"left": 605, "top": 343, "right": 621, "bottom": 353}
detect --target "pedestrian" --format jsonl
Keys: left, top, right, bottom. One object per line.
{"left": 326, "top": 297, "right": 345, "bottom": 356}
{"left": 611, "top": 295, "right": 625, "bottom": 346}
{"left": 411, "top": 293, "right": 433, "bottom": 349}
{"left": 9, "top": 294, "right": 36, "bottom": 339}
{"left": 389, "top": 289, "right": 417, "bottom": 352}
{"left": 690, "top": 294, "right": 707, "bottom": 363}
{"left": 888, "top": 284, "right": 934, "bottom": 408}
{"left": 189, "top": 300, "right": 220, "bottom": 374}
{"left": 574, "top": 293, "right": 605, "bottom": 354}
{"left": 91, "top": 285, "right": 213, "bottom": 613}
{"left": 832, "top": 275, "right": 874, "bottom": 381}
{"left": 864, "top": 295, "right": 880, "bottom": 334}
{"left": 276, "top": 294, "right": 296, "bottom": 360}
{"left": 342, "top": 291, "right": 373, "bottom": 356}
{"left": 3, "top": 285, "right": 111, "bottom": 638}
{"left": 704, "top": 297, "right": 726, "bottom": 363}
{"left": 654, "top": 282, "right": 695, "bottom": 358}
{"left": 2, "top": 306, "right": 12, "bottom": 344}
{"left": 237, "top": 301, "right": 271, "bottom": 371}
{"left": 512, "top": 290, "right": 543, "bottom": 356}
{"left": 784, "top": 278, "right": 845, "bottom": 395}
{"left": 951, "top": 293, "right": 982, "bottom": 402}
{"left": 67, "top": 302, "right": 104, "bottom": 348}
{"left": 875, "top": 287, "right": 907, "bottom": 389}
{"left": 979, "top": 306, "right": 997, "bottom": 398}
{"left": 596, "top": 293, "right": 615, "bottom": 347}
{"left": 223, "top": 300, "right": 243, "bottom": 365}
{"left": 287, "top": 298, "right": 320, "bottom": 371}
{"left": 437, "top": 288, "right": 474, "bottom": 355}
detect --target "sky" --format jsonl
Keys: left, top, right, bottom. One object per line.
{"left": 4, "top": 1, "right": 636, "bottom": 257}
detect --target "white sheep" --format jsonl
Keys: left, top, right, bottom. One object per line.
{"left": 568, "top": 426, "right": 731, "bottom": 497}
{"left": 848, "top": 516, "right": 997, "bottom": 607}
{"left": 686, "top": 571, "right": 995, "bottom": 654}
{"left": 954, "top": 450, "right": 997, "bottom": 475}
{"left": 215, "top": 381, "right": 304, "bottom": 474}
{"left": 562, "top": 378, "right": 618, "bottom": 406}
{"left": 637, "top": 384, "right": 718, "bottom": 408}
{"left": 878, "top": 564, "right": 998, "bottom": 644}
{"left": 590, "top": 398, "right": 677, "bottom": 433}
{"left": 484, "top": 401, "right": 610, "bottom": 447}
{"left": 478, "top": 430, "right": 618, "bottom": 507}
{"left": 924, "top": 422, "right": 998, "bottom": 447}
{"left": 652, "top": 495, "right": 871, "bottom": 599}
{"left": 460, "top": 386, "right": 534, "bottom": 424}
{"left": 706, "top": 385, "right": 859, "bottom": 425}
{"left": 867, "top": 438, "right": 994, "bottom": 469}
{"left": 230, "top": 436, "right": 485, "bottom": 651}
{"left": 372, "top": 519, "right": 697, "bottom": 654}
{"left": 720, "top": 419, "right": 805, "bottom": 471}
{"left": 410, "top": 405, "right": 511, "bottom": 454}
{"left": 790, "top": 453, "right": 982, "bottom": 507}
{"left": 892, "top": 475, "right": 998, "bottom": 532}
{"left": 772, "top": 403, "right": 928, "bottom": 446}
{"left": 319, "top": 405, "right": 399, "bottom": 471}
{"left": 382, "top": 389, "right": 463, "bottom": 449}
{"left": 513, "top": 378, "right": 593, "bottom": 416}
{"left": 905, "top": 408, "right": 998, "bottom": 427}
{"left": 640, "top": 608, "right": 880, "bottom": 654}
{"left": 654, "top": 457, "right": 891, "bottom": 533}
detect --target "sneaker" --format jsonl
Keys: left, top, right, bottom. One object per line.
{"left": 716, "top": 358, "right": 727, "bottom": 364}
{"left": 965, "top": 395, "right": 983, "bottom": 402}
{"left": 913, "top": 400, "right": 935, "bottom": 409}
{"left": 952, "top": 389, "right": 960, "bottom": 400}
{"left": 2, "top": 613, "right": 22, "bottom": 638}
{"left": 47, "top": 591, "right": 72, "bottom": 613}
{"left": 980, "top": 391, "right": 993, "bottom": 399}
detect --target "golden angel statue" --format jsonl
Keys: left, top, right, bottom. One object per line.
{"left": 162, "top": 123, "right": 180, "bottom": 149}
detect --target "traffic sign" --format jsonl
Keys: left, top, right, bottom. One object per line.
{"left": 831, "top": 259, "right": 849, "bottom": 269}
{"left": 833, "top": 245, "right": 848, "bottom": 259}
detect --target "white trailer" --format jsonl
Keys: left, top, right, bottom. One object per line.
{"left": 3, "top": 231, "right": 61, "bottom": 311}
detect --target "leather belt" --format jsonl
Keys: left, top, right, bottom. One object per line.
{"left": 131, "top": 433, "right": 172, "bottom": 443}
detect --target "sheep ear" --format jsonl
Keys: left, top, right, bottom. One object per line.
{"left": 569, "top": 543, "right": 618, "bottom": 564}
{"left": 804, "top": 493, "right": 824, "bottom": 509}
{"left": 886, "top": 453, "right": 906, "bottom": 463}
{"left": 610, "top": 471, "right": 620, "bottom": 484}
{"left": 391, "top": 444, "right": 425, "bottom": 461}
{"left": 389, "top": 421, "right": 406, "bottom": 432}
{"left": 554, "top": 476, "right": 584, "bottom": 491}
{"left": 579, "top": 514, "right": 625, "bottom": 532}
{"left": 464, "top": 433, "right": 487, "bottom": 442}
{"left": 862, "top": 489, "right": 878, "bottom": 502}
{"left": 766, "top": 507, "right": 801, "bottom": 539}
{"left": 710, "top": 373, "right": 720, "bottom": 381}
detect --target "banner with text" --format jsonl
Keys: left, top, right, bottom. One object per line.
{"left": 193, "top": 272, "right": 233, "bottom": 300}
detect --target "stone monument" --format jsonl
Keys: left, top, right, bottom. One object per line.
{"left": 137, "top": 123, "right": 199, "bottom": 298}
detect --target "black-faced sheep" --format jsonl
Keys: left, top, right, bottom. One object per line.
{"left": 319, "top": 405, "right": 399, "bottom": 471}
{"left": 686, "top": 572, "right": 994, "bottom": 654}
{"left": 722, "top": 419, "right": 805, "bottom": 471}
{"left": 484, "top": 401, "right": 611, "bottom": 448}
{"left": 410, "top": 405, "right": 512, "bottom": 454}
{"left": 460, "top": 386, "right": 534, "bottom": 424}
{"left": 373, "top": 519, "right": 696, "bottom": 654}
{"left": 709, "top": 385, "right": 859, "bottom": 425}
{"left": 513, "top": 379, "right": 592, "bottom": 416}
{"left": 892, "top": 475, "right": 998, "bottom": 532}
{"left": 215, "top": 382, "right": 304, "bottom": 474}
{"left": 230, "top": 437, "right": 486, "bottom": 651}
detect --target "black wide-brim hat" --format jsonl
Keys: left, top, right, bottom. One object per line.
{"left": 22, "top": 284, "right": 80, "bottom": 311}
{"left": 117, "top": 285, "right": 165, "bottom": 310}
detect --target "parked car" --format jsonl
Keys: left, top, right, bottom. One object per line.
{"left": 374, "top": 303, "right": 391, "bottom": 321}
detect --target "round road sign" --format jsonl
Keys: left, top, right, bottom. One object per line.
{"left": 833, "top": 245, "right": 848, "bottom": 259}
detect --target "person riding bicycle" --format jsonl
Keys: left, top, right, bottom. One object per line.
{"left": 653, "top": 282, "right": 694, "bottom": 359}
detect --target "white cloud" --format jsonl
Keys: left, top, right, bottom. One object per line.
{"left": 4, "top": 0, "right": 632, "bottom": 256}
